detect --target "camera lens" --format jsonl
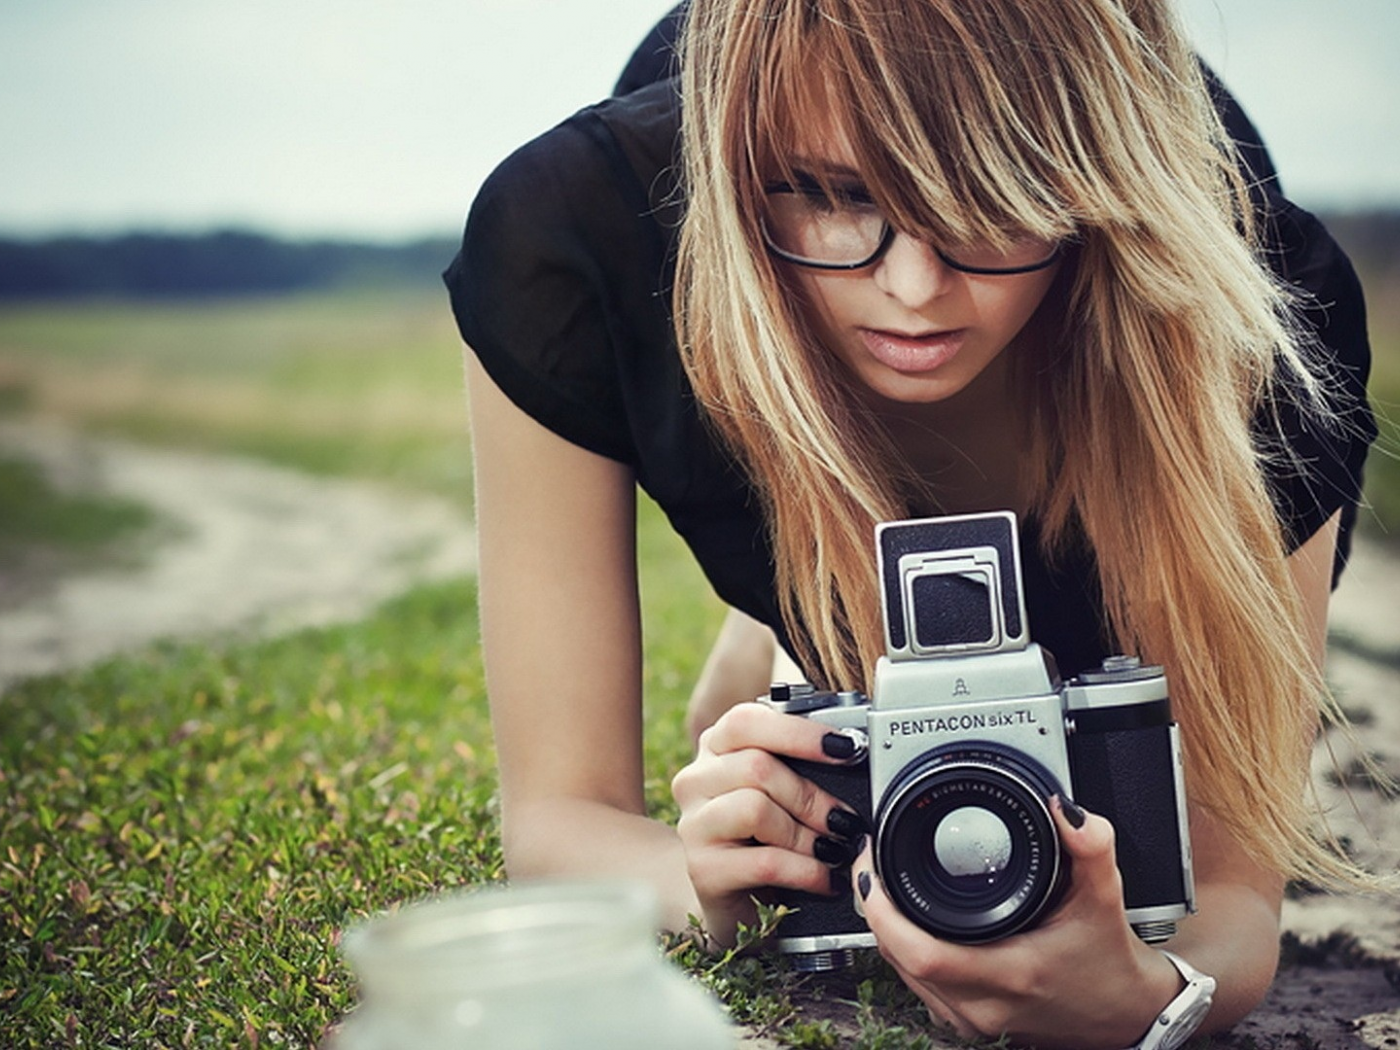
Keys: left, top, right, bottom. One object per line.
{"left": 874, "top": 744, "right": 1067, "bottom": 943}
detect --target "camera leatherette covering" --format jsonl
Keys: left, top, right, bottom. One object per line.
{"left": 1068, "top": 725, "right": 1187, "bottom": 909}
{"left": 775, "top": 757, "right": 873, "bottom": 940}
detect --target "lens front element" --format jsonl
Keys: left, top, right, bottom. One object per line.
{"left": 875, "top": 745, "right": 1067, "bottom": 943}
{"left": 933, "top": 806, "right": 1014, "bottom": 880}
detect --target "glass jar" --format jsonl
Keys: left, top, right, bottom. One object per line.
{"left": 330, "top": 880, "right": 734, "bottom": 1050}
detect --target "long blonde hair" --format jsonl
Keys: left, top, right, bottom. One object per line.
{"left": 674, "top": 0, "right": 1359, "bottom": 883}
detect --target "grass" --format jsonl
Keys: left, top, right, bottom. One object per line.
{"left": 0, "top": 287, "right": 733, "bottom": 1046}
{"left": 1, "top": 273, "right": 1398, "bottom": 1048}
{"left": 0, "top": 454, "right": 155, "bottom": 564}
{"left": 1, "top": 580, "right": 497, "bottom": 1045}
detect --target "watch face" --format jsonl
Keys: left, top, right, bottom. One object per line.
{"left": 1159, "top": 993, "right": 1213, "bottom": 1050}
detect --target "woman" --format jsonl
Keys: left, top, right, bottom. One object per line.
{"left": 446, "top": 1, "right": 1375, "bottom": 1045}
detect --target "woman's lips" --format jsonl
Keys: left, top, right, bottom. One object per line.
{"left": 857, "top": 327, "right": 966, "bottom": 374}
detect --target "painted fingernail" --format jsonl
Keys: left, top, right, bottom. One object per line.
{"left": 1059, "top": 794, "right": 1086, "bottom": 829}
{"left": 827, "top": 807, "right": 868, "bottom": 838}
{"left": 857, "top": 870, "right": 873, "bottom": 901}
{"left": 821, "top": 728, "right": 869, "bottom": 763}
{"left": 814, "top": 835, "right": 856, "bottom": 865}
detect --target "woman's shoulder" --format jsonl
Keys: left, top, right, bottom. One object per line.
{"left": 443, "top": 80, "right": 684, "bottom": 465}
{"left": 447, "top": 78, "right": 682, "bottom": 332}
{"left": 470, "top": 79, "right": 681, "bottom": 235}
{"left": 1253, "top": 190, "right": 1377, "bottom": 569}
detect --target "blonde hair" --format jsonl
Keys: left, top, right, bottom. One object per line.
{"left": 674, "top": 0, "right": 1361, "bottom": 884}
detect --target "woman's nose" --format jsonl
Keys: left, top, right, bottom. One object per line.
{"left": 871, "top": 230, "right": 955, "bottom": 307}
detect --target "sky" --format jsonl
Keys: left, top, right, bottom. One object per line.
{"left": 1, "top": 0, "right": 1397, "bottom": 242}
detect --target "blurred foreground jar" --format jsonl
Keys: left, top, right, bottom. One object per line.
{"left": 330, "top": 880, "right": 734, "bottom": 1050}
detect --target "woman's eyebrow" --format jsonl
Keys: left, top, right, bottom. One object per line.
{"left": 787, "top": 157, "right": 863, "bottom": 178}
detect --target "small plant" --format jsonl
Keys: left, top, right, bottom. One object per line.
{"left": 663, "top": 902, "right": 806, "bottom": 1035}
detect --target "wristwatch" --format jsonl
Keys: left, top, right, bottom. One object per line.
{"left": 1129, "top": 951, "right": 1216, "bottom": 1050}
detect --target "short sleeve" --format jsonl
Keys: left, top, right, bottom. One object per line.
{"left": 444, "top": 111, "right": 642, "bottom": 463}
{"left": 1254, "top": 192, "right": 1377, "bottom": 572}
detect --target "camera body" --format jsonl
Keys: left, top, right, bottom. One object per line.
{"left": 768, "top": 512, "right": 1196, "bottom": 970}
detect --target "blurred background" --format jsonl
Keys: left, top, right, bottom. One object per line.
{"left": 1, "top": 3, "right": 1397, "bottom": 1046}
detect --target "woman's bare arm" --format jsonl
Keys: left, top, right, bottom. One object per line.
{"left": 465, "top": 351, "right": 701, "bottom": 930}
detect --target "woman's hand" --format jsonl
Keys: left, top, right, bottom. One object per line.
{"left": 855, "top": 797, "right": 1183, "bottom": 1050}
{"left": 671, "top": 701, "right": 869, "bottom": 945}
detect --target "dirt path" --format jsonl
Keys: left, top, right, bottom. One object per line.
{"left": 0, "top": 419, "right": 476, "bottom": 691}
{"left": 1, "top": 421, "right": 1395, "bottom": 1044}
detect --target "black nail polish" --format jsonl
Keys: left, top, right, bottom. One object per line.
{"left": 814, "top": 835, "right": 855, "bottom": 865}
{"left": 857, "top": 870, "right": 873, "bottom": 901}
{"left": 1060, "top": 795, "right": 1086, "bottom": 829}
{"left": 821, "top": 732, "right": 856, "bottom": 760}
{"left": 820, "top": 728, "right": 869, "bottom": 764}
{"left": 827, "top": 808, "right": 868, "bottom": 839}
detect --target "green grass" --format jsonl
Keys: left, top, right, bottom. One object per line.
{"left": 0, "top": 281, "right": 732, "bottom": 1044}
{"left": 0, "top": 454, "right": 165, "bottom": 611}
{"left": 0, "top": 454, "right": 153, "bottom": 556}
{"left": 0, "top": 580, "right": 497, "bottom": 1045}
{"left": 0, "top": 289, "right": 716, "bottom": 1046}
{"left": 0, "top": 506, "right": 727, "bottom": 1047}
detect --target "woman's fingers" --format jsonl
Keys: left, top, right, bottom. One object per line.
{"left": 1047, "top": 794, "right": 1126, "bottom": 919}
{"left": 672, "top": 744, "right": 861, "bottom": 837}
{"left": 687, "top": 840, "right": 840, "bottom": 900}
{"left": 852, "top": 798, "right": 1126, "bottom": 986}
{"left": 853, "top": 841, "right": 976, "bottom": 985}
{"left": 695, "top": 701, "right": 867, "bottom": 766}
{"left": 680, "top": 786, "right": 814, "bottom": 855}
{"left": 672, "top": 701, "right": 869, "bottom": 943}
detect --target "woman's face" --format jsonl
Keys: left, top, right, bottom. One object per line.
{"left": 775, "top": 137, "right": 1064, "bottom": 406}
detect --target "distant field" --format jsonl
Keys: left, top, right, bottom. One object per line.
{"left": 1352, "top": 263, "right": 1399, "bottom": 537}
{"left": 0, "top": 290, "right": 473, "bottom": 502}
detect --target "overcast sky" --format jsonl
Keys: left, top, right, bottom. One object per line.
{"left": 1, "top": 0, "right": 1396, "bottom": 241}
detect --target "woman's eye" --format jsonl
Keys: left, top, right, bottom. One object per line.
{"left": 805, "top": 187, "right": 875, "bottom": 213}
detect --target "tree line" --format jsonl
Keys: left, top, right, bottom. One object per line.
{"left": 1318, "top": 210, "right": 1400, "bottom": 279}
{"left": 0, "top": 212, "right": 1395, "bottom": 300}
{"left": 0, "top": 229, "right": 460, "bottom": 299}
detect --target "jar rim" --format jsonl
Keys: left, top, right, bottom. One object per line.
{"left": 343, "top": 880, "right": 660, "bottom": 998}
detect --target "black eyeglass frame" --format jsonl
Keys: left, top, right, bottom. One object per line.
{"left": 759, "top": 183, "right": 1067, "bottom": 276}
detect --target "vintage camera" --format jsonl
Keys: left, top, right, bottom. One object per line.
{"left": 767, "top": 511, "right": 1196, "bottom": 971}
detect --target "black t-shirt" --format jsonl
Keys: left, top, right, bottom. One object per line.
{"left": 444, "top": 77, "right": 1375, "bottom": 679}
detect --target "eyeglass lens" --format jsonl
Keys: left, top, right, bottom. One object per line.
{"left": 761, "top": 184, "right": 1059, "bottom": 273}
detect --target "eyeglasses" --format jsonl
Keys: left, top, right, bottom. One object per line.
{"left": 760, "top": 178, "right": 1064, "bottom": 275}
